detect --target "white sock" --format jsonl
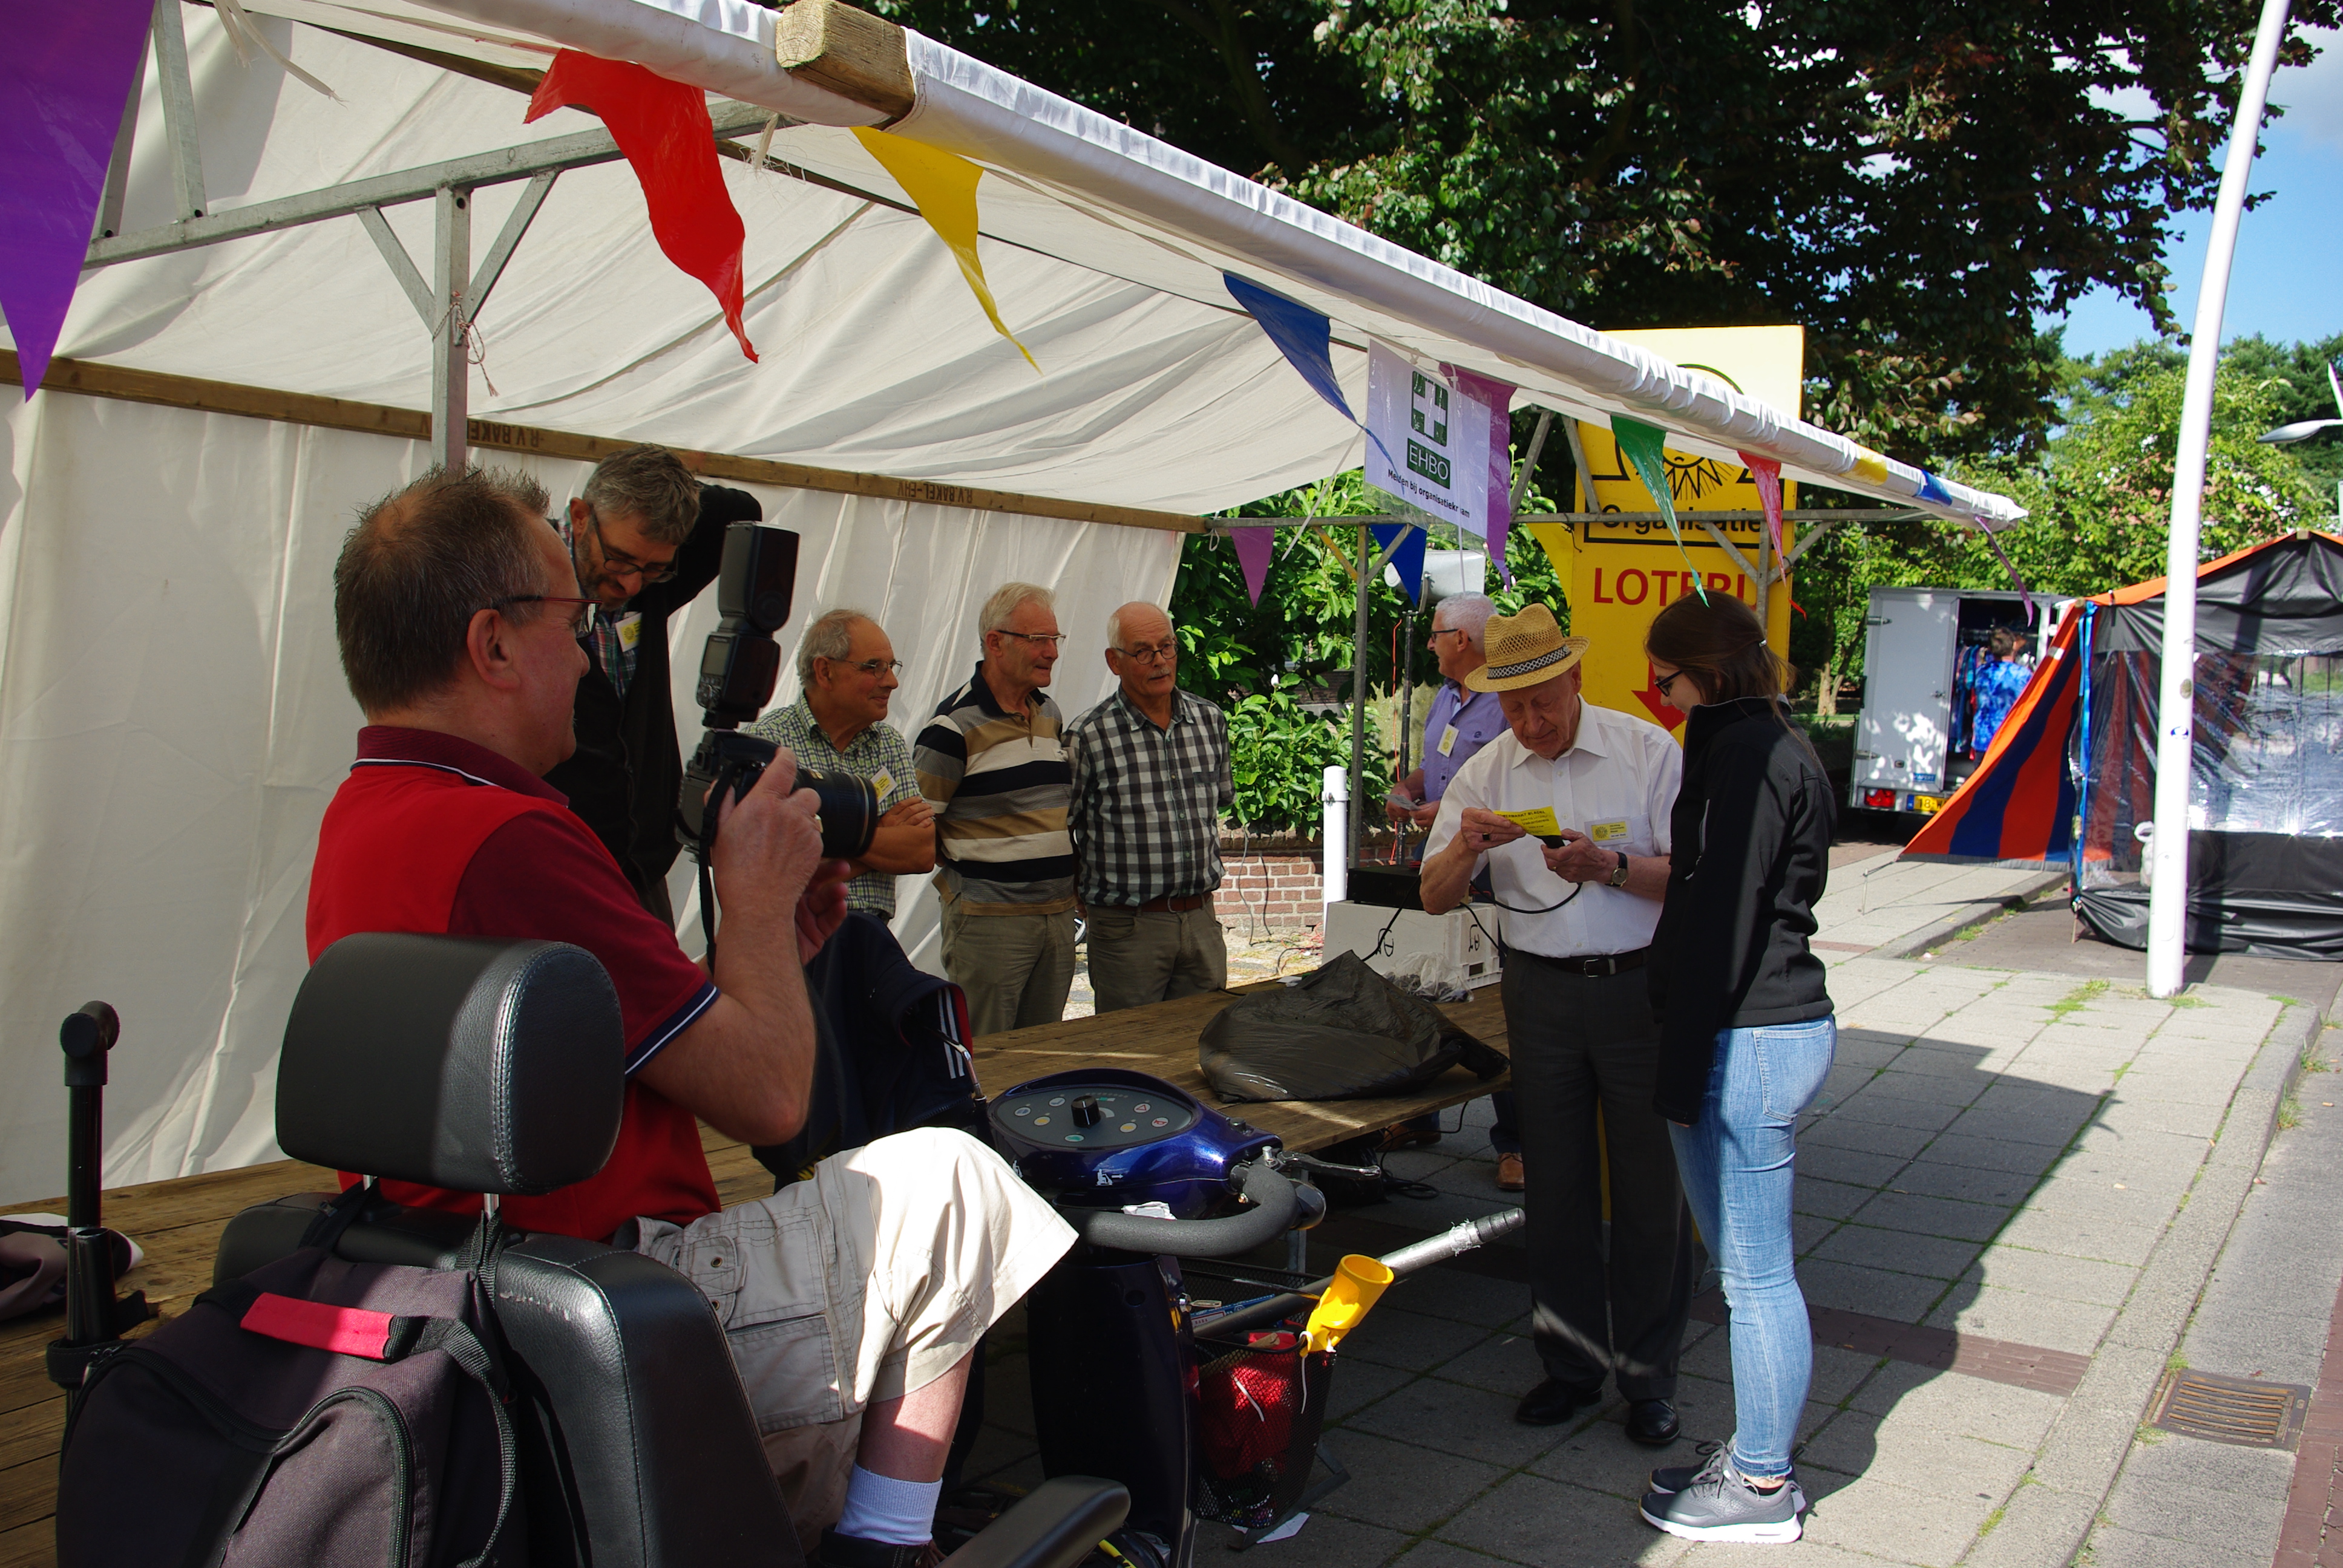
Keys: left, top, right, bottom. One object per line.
{"left": 836, "top": 1466, "right": 942, "bottom": 1547}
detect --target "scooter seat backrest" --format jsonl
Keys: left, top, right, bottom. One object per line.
{"left": 277, "top": 933, "right": 624, "bottom": 1194}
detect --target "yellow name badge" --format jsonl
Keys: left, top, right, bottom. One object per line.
{"left": 1438, "top": 724, "right": 1459, "bottom": 757}
{"left": 1588, "top": 820, "right": 1631, "bottom": 844}
{"left": 615, "top": 612, "right": 642, "bottom": 651}
{"left": 870, "top": 766, "right": 894, "bottom": 800}
{"left": 1496, "top": 806, "right": 1561, "bottom": 837}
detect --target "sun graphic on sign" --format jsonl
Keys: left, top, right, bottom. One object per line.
{"left": 1661, "top": 450, "right": 1737, "bottom": 503}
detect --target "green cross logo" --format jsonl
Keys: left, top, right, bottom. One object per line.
{"left": 1410, "top": 372, "right": 1449, "bottom": 446}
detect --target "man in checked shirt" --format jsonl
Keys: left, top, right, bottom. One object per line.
{"left": 1064, "top": 602, "right": 1235, "bottom": 1013}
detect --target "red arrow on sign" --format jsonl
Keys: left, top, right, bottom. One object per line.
{"left": 1634, "top": 684, "right": 1685, "bottom": 729}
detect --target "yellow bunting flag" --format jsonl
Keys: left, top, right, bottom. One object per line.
{"left": 851, "top": 126, "right": 1038, "bottom": 372}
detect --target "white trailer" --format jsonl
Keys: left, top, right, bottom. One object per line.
{"left": 1849, "top": 586, "right": 2042, "bottom": 815}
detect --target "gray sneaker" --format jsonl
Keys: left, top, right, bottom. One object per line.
{"left": 1640, "top": 1454, "right": 1804, "bottom": 1544}
{"left": 1650, "top": 1440, "right": 1801, "bottom": 1499}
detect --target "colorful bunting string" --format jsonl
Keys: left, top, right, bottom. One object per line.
{"left": 1737, "top": 451, "right": 1786, "bottom": 566}
{"left": 1609, "top": 416, "right": 1708, "bottom": 604}
{"left": 1224, "top": 275, "right": 1395, "bottom": 472}
{"left": 0, "top": 0, "right": 152, "bottom": 398}
{"left": 852, "top": 127, "right": 1037, "bottom": 373}
{"left": 527, "top": 53, "right": 757, "bottom": 362}
{"left": 1369, "top": 521, "right": 1429, "bottom": 604}
{"left": 1231, "top": 526, "right": 1276, "bottom": 606}
{"left": 1450, "top": 366, "right": 1517, "bottom": 588}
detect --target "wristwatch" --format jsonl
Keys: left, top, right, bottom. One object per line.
{"left": 1605, "top": 851, "right": 1631, "bottom": 889}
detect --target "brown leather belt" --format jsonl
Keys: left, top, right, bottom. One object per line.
{"left": 1516, "top": 946, "right": 1648, "bottom": 978}
{"left": 1132, "top": 893, "right": 1208, "bottom": 913}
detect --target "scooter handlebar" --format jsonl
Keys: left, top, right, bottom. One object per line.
{"left": 1058, "top": 1158, "right": 1299, "bottom": 1258}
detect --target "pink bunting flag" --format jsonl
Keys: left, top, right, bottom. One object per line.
{"left": 1449, "top": 367, "right": 1518, "bottom": 587}
{"left": 1738, "top": 452, "right": 1786, "bottom": 566}
{"left": 1231, "top": 526, "right": 1276, "bottom": 606}
{"left": 0, "top": 0, "right": 152, "bottom": 397}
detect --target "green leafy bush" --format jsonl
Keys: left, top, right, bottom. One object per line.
{"left": 1227, "top": 689, "right": 1394, "bottom": 837}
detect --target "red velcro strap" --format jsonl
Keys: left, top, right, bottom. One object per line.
{"left": 240, "top": 1292, "right": 397, "bottom": 1359}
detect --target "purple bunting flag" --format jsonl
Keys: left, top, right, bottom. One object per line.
{"left": 0, "top": 0, "right": 151, "bottom": 397}
{"left": 1449, "top": 366, "right": 1516, "bottom": 587}
{"left": 1231, "top": 526, "right": 1276, "bottom": 606}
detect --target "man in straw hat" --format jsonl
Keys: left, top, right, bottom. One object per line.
{"left": 1420, "top": 603, "right": 1694, "bottom": 1450}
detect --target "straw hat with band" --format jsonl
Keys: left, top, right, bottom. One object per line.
{"left": 1464, "top": 604, "right": 1590, "bottom": 693}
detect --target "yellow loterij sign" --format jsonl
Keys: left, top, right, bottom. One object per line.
{"left": 1528, "top": 325, "right": 1802, "bottom": 739}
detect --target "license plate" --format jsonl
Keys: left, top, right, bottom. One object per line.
{"left": 1913, "top": 794, "right": 1944, "bottom": 814}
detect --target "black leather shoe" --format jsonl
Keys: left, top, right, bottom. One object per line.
{"left": 1514, "top": 1378, "right": 1604, "bottom": 1426}
{"left": 1625, "top": 1398, "right": 1681, "bottom": 1447}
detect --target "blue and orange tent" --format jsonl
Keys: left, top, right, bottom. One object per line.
{"left": 1902, "top": 531, "right": 2343, "bottom": 958}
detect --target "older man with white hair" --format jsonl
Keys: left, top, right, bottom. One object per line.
{"left": 1066, "top": 601, "right": 1234, "bottom": 1013}
{"left": 914, "top": 583, "right": 1078, "bottom": 1035}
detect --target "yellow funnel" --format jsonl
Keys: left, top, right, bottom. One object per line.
{"left": 1302, "top": 1254, "right": 1395, "bottom": 1353}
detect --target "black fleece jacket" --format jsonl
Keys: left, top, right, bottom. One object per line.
{"left": 543, "top": 483, "right": 763, "bottom": 923}
{"left": 1648, "top": 696, "right": 1835, "bottom": 1124}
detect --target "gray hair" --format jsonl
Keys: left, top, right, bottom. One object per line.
{"left": 335, "top": 465, "right": 552, "bottom": 715}
{"left": 1106, "top": 603, "right": 1169, "bottom": 649}
{"left": 979, "top": 581, "right": 1054, "bottom": 636}
{"left": 796, "top": 607, "right": 874, "bottom": 686}
{"left": 1434, "top": 592, "right": 1499, "bottom": 651}
{"left": 582, "top": 443, "right": 700, "bottom": 545}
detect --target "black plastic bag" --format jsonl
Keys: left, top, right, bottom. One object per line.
{"left": 1198, "top": 952, "right": 1508, "bottom": 1102}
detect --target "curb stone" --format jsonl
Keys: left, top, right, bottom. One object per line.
{"left": 1961, "top": 999, "right": 2322, "bottom": 1567}
{"left": 1880, "top": 872, "right": 2069, "bottom": 962}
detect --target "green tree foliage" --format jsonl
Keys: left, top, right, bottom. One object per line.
{"left": 867, "top": 0, "right": 2335, "bottom": 462}
{"left": 1786, "top": 339, "right": 2328, "bottom": 696}
{"left": 1225, "top": 688, "right": 1394, "bottom": 832}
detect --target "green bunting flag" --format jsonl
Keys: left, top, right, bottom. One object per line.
{"left": 1608, "top": 416, "right": 1708, "bottom": 604}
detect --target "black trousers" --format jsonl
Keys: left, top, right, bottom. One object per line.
{"left": 1503, "top": 953, "right": 1694, "bottom": 1401}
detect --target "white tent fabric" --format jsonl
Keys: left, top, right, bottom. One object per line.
{"left": 0, "top": 4, "right": 2024, "bottom": 1200}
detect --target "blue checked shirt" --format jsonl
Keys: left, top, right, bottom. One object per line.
{"left": 1064, "top": 688, "right": 1233, "bottom": 907}
{"left": 747, "top": 698, "right": 922, "bottom": 920}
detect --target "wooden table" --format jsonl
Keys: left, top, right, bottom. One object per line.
{"left": 0, "top": 984, "right": 1509, "bottom": 1565}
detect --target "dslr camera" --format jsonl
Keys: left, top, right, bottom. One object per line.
{"left": 676, "top": 523, "right": 879, "bottom": 866}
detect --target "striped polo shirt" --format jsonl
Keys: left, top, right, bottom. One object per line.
{"left": 915, "top": 662, "right": 1078, "bottom": 914}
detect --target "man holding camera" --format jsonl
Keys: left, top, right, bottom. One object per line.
{"left": 545, "top": 443, "right": 764, "bottom": 923}
{"left": 750, "top": 609, "right": 934, "bottom": 923}
{"left": 1064, "top": 602, "right": 1233, "bottom": 1013}
{"left": 915, "top": 583, "right": 1079, "bottom": 1037}
{"left": 310, "top": 466, "right": 1073, "bottom": 1567}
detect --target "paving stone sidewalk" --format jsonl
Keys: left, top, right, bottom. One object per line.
{"left": 962, "top": 858, "right": 2320, "bottom": 1567}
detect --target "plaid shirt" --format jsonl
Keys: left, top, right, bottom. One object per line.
{"left": 1064, "top": 688, "right": 1233, "bottom": 907}
{"left": 747, "top": 698, "right": 921, "bottom": 920}
{"left": 554, "top": 514, "right": 641, "bottom": 701}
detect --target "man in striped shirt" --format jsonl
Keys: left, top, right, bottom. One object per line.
{"left": 1065, "top": 602, "right": 1233, "bottom": 1013}
{"left": 914, "top": 583, "right": 1078, "bottom": 1036}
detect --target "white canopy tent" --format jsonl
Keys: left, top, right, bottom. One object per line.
{"left": 0, "top": 0, "right": 2020, "bottom": 1201}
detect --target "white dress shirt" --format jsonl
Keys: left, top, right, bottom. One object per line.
{"left": 1423, "top": 701, "right": 1682, "bottom": 959}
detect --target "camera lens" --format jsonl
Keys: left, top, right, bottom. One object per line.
{"left": 798, "top": 768, "right": 879, "bottom": 861}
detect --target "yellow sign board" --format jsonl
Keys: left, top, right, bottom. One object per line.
{"left": 1532, "top": 325, "right": 1803, "bottom": 739}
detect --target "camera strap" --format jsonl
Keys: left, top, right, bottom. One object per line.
{"left": 693, "top": 749, "right": 760, "bottom": 967}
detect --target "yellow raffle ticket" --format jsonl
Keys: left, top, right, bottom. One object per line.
{"left": 1495, "top": 806, "right": 1562, "bottom": 837}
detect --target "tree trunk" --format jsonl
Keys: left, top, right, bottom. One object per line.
{"left": 1817, "top": 652, "right": 1838, "bottom": 717}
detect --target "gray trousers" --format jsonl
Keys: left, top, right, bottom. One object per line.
{"left": 940, "top": 902, "right": 1078, "bottom": 1037}
{"left": 1503, "top": 953, "right": 1694, "bottom": 1401}
{"left": 1084, "top": 901, "right": 1228, "bottom": 1014}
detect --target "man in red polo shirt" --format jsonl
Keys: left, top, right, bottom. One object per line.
{"left": 309, "top": 465, "right": 1073, "bottom": 1568}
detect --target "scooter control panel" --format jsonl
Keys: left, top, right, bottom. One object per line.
{"left": 996, "top": 1083, "right": 1196, "bottom": 1149}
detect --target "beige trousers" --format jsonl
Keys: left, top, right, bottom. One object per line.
{"left": 940, "top": 901, "right": 1078, "bottom": 1036}
{"left": 1084, "top": 901, "right": 1229, "bottom": 1014}
{"left": 632, "top": 1128, "right": 1075, "bottom": 1547}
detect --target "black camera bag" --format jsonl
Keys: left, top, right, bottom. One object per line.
{"left": 55, "top": 1189, "right": 517, "bottom": 1568}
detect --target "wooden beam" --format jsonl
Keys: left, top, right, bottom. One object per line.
{"left": 1, "top": 351, "right": 1203, "bottom": 534}
{"left": 775, "top": 0, "right": 916, "bottom": 122}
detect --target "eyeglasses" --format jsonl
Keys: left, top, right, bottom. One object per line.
{"left": 1428, "top": 627, "right": 1469, "bottom": 644}
{"left": 1115, "top": 641, "right": 1179, "bottom": 664}
{"left": 994, "top": 630, "right": 1066, "bottom": 648}
{"left": 488, "top": 593, "right": 597, "bottom": 638}
{"left": 1653, "top": 668, "right": 1689, "bottom": 701}
{"left": 828, "top": 657, "right": 905, "bottom": 678}
{"left": 583, "top": 507, "right": 679, "bottom": 586}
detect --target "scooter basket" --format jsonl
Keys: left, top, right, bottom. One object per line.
{"left": 1191, "top": 1329, "right": 1333, "bottom": 1530}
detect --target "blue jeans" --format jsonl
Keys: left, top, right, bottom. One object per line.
{"left": 1668, "top": 1016, "right": 1836, "bottom": 1480}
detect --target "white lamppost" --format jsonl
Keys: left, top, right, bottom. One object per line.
{"left": 2146, "top": 0, "right": 2295, "bottom": 998}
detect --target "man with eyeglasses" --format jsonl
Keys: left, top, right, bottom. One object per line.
{"left": 915, "top": 583, "right": 1080, "bottom": 1036}
{"left": 1064, "top": 603, "right": 1234, "bottom": 1013}
{"left": 545, "top": 443, "right": 763, "bottom": 923}
{"left": 747, "top": 609, "right": 934, "bottom": 923}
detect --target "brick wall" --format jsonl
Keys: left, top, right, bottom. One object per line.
{"left": 1216, "top": 838, "right": 1326, "bottom": 935}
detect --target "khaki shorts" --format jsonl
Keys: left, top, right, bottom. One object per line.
{"left": 632, "top": 1127, "right": 1074, "bottom": 1542}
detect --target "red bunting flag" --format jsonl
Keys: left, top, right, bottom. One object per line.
{"left": 527, "top": 51, "right": 756, "bottom": 362}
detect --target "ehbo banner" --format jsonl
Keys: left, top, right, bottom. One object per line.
{"left": 1364, "top": 342, "right": 1496, "bottom": 536}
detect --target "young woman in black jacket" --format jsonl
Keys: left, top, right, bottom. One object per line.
{"left": 1634, "top": 592, "right": 1836, "bottom": 1546}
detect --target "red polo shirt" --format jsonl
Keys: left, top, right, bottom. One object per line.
{"left": 307, "top": 727, "right": 721, "bottom": 1241}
